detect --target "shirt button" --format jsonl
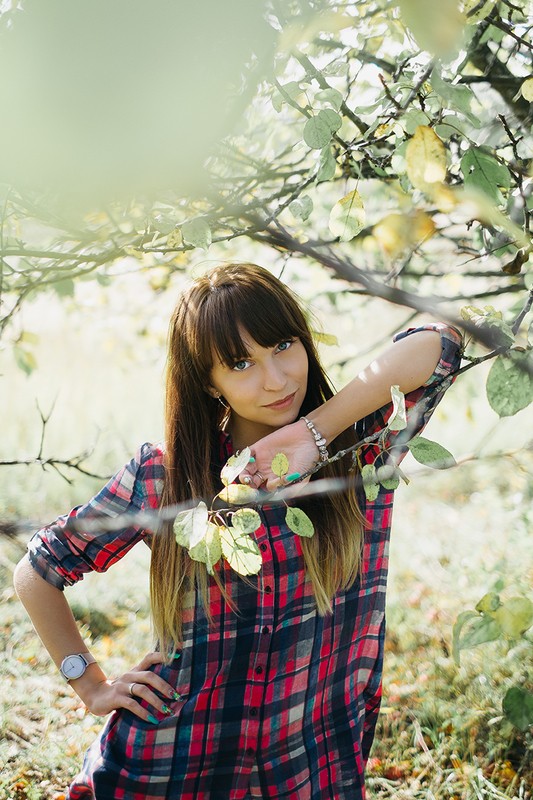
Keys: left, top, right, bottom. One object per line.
{"left": 262, "top": 626, "right": 270, "bottom": 635}
{"left": 249, "top": 708, "right": 258, "bottom": 716}
{"left": 264, "top": 586, "right": 272, "bottom": 593}
{"left": 255, "top": 666, "right": 263, "bottom": 675}
{"left": 260, "top": 543, "right": 267, "bottom": 552}
{"left": 246, "top": 747, "right": 255, "bottom": 757}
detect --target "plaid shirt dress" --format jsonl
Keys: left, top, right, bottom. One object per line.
{"left": 28, "top": 324, "right": 462, "bottom": 800}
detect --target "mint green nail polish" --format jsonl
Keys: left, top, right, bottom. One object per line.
{"left": 173, "top": 653, "right": 181, "bottom": 659}
{"left": 172, "top": 691, "right": 181, "bottom": 701}
{"left": 248, "top": 456, "right": 256, "bottom": 463}
{"left": 162, "top": 704, "right": 172, "bottom": 714}
{"left": 286, "top": 472, "right": 300, "bottom": 481}
{"left": 147, "top": 714, "right": 160, "bottom": 724}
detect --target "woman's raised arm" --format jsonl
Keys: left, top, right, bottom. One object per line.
{"left": 242, "top": 329, "right": 443, "bottom": 490}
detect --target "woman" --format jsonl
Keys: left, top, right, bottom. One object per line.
{"left": 14, "top": 263, "right": 462, "bottom": 799}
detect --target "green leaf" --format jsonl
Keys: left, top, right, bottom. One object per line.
{"left": 493, "top": 597, "right": 533, "bottom": 638}
{"left": 475, "top": 592, "right": 501, "bottom": 614}
{"left": 460, "top": 305, "right": 516, "bottom": 348}
{"left": 271, "top": 452, "right": 289, "bottom": 478}
{"left": 272, "top": 80, "right": 303, "bottom": 112}
{"left": 217, "top": 483, "right": 259, "bottom": 506}
{"left": 181, "top": 218, "right": 212, "bottom": 251}
{"left": 230, "top": 508, "right": 262, "bottom": 534}
{"left": 220, "top": 526, "right": 263, "bottom": 575}
{"left": 304, "top": 114, "right": 333, "bottom": 149}
{"left": 455, "top": 614, "right": 502, "bottom": 657}
{"left": 315, "top": 88, "right": 343, "bottom": 111}
{"left": 452, "top": 610, "right": 478, "bottom": 664}
{"left": 328, "top": 189, "right": 366, "bottom": 241}
{"left": 303, "top": 109, "right": 341, "bottom": 150}
{"left": 289, "top": 195, "right": 313, "bottom": 221}
{"left": 52, "top": 278, "right": 75, "bottom": 297}
{"left": 388, "top": 385, "right": 407, "bottom": 432}
{"left": 407, "top": 436, "right": 456, "bottom": 469}
{"left": 317, "top": 145, "right": 336, "bottom": 182}
{"left": 188, "top": 523, "right": 222, "bottom": 575}
{"left": 285, "top": 506, "right": 315, "bottom": 538}
{"left": 361, "top": 463, "right": 380, "bottom": 502}
{"left": 461, "top": 147, "right": 511, "bottom": 205}
{"left": 486, "top": 353, "right": 533, "bottom": 417}
{"left": 322, "top": 60, "right": 348, "bottom": 77}
{"left": 430, "top": 69, "right": 475, "bottom": 117}
{"left": 503, "top": 687, "right": 533, "bottom": 731}
{"left": 376, "top": 465, "right": 400, "bottom": 491}
{"left": 173, "top": 501, "right": 209, "bottom": 549}
{"left": 220, "top": 447, "right": 252, "bottom": 487}
{"left": 14, "top": 345, "right": 37, "bottom": 376}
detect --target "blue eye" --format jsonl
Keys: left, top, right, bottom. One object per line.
{"left": 277, "top": 339, "right": 294, "bottom": 352}
{"left": 232, "top": 359, "right": 251, "bottom": 371}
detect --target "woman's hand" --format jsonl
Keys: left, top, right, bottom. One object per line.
{"left": 80, "top": 651, "right": 179, "bottom": 721}
{"left": 240, "top": 419, "right": 320, "bottom": 492}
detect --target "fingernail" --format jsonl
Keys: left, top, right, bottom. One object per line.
{"left": 147, "top": 714, "right": 160, "bottom": 725}
{"left": 248, "top": 456, "right": 256, "bottom": 463}
{"left": 286, "top": 472, "right": 301, "bottom": 481}
{"left": 172, "top": 691, "right": 181, "bottom": 701}
{"left": 172, "top": 653, "right": 181, "bottom": 660}
{"left": 162, "top": 704, "right": 172, "bottom": 715}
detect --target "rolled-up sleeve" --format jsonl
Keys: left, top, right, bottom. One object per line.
{"left": 27, "top": 442, "right": 164, "bottom": 589}
{"left": 355, "top": 323, "right": 463, "bottom": 467}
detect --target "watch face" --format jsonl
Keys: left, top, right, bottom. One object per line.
{"left": 61, "top": 655, "right": 86, "bottom": 680}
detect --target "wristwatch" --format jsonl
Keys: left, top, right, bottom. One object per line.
{"left": 59, "top": 652, "right": 97, "bottom": 681}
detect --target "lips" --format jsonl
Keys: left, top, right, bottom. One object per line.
{"left": 263, "top": 391, "right": 297, "bottom": 409}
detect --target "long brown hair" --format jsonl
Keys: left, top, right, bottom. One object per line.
{"left": 151, "top": 263, "right": 364, "bottom": 655}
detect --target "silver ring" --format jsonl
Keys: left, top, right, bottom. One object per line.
{"left": 256, "top": 471, "right": 265, "bottom": 484}
{"left": 128, "top": 682, "right": 137, "bottom": 698}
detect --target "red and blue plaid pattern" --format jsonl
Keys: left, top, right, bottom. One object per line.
{"left": 28, "top": 324, "right": 463, "bottom": 800}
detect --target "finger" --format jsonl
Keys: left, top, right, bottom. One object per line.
{"left": 128, "top": 655, "right": 181, "bottom": 700}
{"left": 133, "top": 650, "right": 166, "bottom": 671}
{"left": 127, "top": 681, "right": 175, "bottom": 718}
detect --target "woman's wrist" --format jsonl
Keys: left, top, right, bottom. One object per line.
{"left": 300, "top": 417, "right": 329, "bottom": 462}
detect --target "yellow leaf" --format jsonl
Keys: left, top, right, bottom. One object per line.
{"left": 217, "top": 483, "right": 259, "bottom": 505}
{"left": 220, "top": 447, "right": 251, "bottom": 487}
{"left": 328, "top": 189, "right": 366, "bottom": 241}
{"left": 373, "top": 214, "right": 409, "bottom": 257}
{"left": 220, "top": 526, "right": 263, "bottom": 575}
{"left": 271, "top": 452, "right": 289, "bottom": 478}
{"left": 312, "top": 331, "right": 339, "bottom": 346}
{"left": 406, "top": 126, "right": 447, "bottom": 191}
{"left": 461, "top": 0, "right": 497, "bottom": 22}
{"left": 521, "top": 77, "right": 533, "bottom": 102}
{"left": 373, "top": 211, "right": 436, "bottom": 257}
{"left": 399, "top": 0, "right": 465, "bottom": 56}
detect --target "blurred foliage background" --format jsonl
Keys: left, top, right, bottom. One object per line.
{"left": 0, "top": 0, "right": 532, "bottom": 797}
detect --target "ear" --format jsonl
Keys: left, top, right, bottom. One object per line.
{"left": 206, "top": 386, "right": 220, "bottom": 399}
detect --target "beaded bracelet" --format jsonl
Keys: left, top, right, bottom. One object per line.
{"left": 301, "top": 417, "right": 329, "bottom": 463}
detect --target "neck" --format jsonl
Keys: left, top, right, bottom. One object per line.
{"left": 228, "top": 416, "right": 277, "bottom": 452}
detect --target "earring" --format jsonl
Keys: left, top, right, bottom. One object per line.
{"left": 212, "top": 391, "right": 229, "bottom": 410}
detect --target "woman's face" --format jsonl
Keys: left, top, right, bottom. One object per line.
{"left": 208, "top": 329, "right": 309, "bottom": 448}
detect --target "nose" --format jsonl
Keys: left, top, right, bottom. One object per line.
{"left": 262, "top": 358, "right": 287, "bottom": 392}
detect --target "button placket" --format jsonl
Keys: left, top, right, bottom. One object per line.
{"left": 241, "top": 517, "right": 274, "bottom": 762}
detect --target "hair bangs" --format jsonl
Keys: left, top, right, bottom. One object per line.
{"left": 202, "top": 279, "right": 308, "bottom": 369}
